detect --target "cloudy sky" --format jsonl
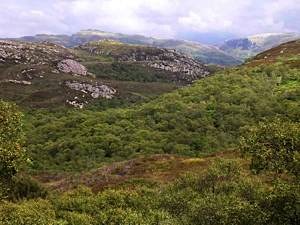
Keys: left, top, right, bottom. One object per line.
{"left": 0, "top": 0, "right": 299, "bottom": 43}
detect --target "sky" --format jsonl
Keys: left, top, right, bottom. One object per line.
{"left": 0, "top": 0, "right": 299, "bottom": 43}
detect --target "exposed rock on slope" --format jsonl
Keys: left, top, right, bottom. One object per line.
{"left": 77, "top": 40, "right": 210, "bottom": 83}
{"left": 65, "top": 81, "right": 116, "bottom": 99}
{"left": 0, "top": 40, "right": 117, "bottom": 108}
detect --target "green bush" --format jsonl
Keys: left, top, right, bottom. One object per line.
{"left": 0, "top": 199, "right": 58, "bottom": 225}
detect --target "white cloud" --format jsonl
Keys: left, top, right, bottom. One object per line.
{"left": 0, "top": 0, "right": 299, "bottom": 40}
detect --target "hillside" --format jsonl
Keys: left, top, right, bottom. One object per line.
{"left": 246, "top": 39, "right": 300, "bottom": 67}
{"left": 1, "top": 40, "right": 299, "bottom": 225}
{"left": 13, "top": 29, "right": 242, "bottom": 66}
{"left": 0, "top": 40, "right": 209, "bottom": 108}
{"left": 221, "top": 32, "right": 300, "bottom": 60}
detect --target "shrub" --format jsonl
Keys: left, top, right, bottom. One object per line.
{"left": 8, "top": 175, "right": 47, "bottom": 201}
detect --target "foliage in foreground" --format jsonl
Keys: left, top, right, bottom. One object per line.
{"left": 0, "top": 160, "right": 299, "bottom": 225}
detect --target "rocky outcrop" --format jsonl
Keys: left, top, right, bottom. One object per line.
{"left": 77, "top": 41, "right": 210, "bottom": 83}
{"left": 65, "top": 81, "right": 116, "bottom": 99}
{"left": 145, "top": 52, "right": 210, "bottom": 82}
{"left": 57, "top": 59, "right": 87, "bottom": 76}
{"left": 0, "top": 40, "right": 89, "bottom": 77}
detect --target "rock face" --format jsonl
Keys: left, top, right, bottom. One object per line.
{"left": 57, "top": 59, "right": 87, "bottom": 76}
{"left": 77, "top": 41, "right": 210, "bottom": 83}
{"left": 65, "top": 81, "right": 116, "bottom": 99}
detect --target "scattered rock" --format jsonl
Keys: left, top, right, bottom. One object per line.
{"left": 51, "top": 69, "right": 60, "bottom": 74}
{"left": 66, "top": 100, "right": 84, "bottom": 109}
{"left": 0, "top": 79, "right": 32, "bottom": 85}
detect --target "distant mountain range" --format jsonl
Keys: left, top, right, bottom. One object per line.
{"left": 7, "top": 30, "right": 300, "bottom": 66}
{"left": 9, "top": 30, "right": 241, "bottom": 66}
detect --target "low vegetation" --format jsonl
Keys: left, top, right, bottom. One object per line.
{"left": 0, "top": 157, "right": 299, "bottom": 225}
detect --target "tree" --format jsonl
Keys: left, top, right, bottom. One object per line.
{"left": 0, "top": 100, "right": 25, "bottom": 181}
{"left": 240, "top": 119, "right": 300, "bottom": 178}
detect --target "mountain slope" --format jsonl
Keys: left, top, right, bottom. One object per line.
{"left": 221, "top": 32, "right": 300, "bottom": 60}
{"left": 0, "top": 40, "right": 210, "bottom": 108}
{"left": 14, "top": 29, "right": 241, "bottom": 66}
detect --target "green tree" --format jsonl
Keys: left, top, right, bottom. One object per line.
{"left": 0, "top": 100, "right": 25, "bottom": 181}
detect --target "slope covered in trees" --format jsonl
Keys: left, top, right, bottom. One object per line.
{"left": 24, "top": 40, "right": 300, "bottom": 171}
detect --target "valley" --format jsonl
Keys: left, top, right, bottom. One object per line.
{"left": 1, "top": 33, "right": 299, "bottom": 224}
{"left": 1, "top": 0, "right": 300, "bottom": 222}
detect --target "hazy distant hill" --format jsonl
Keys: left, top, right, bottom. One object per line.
{"left": 220, "top": 32, "right": 300, "bottom": 60}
